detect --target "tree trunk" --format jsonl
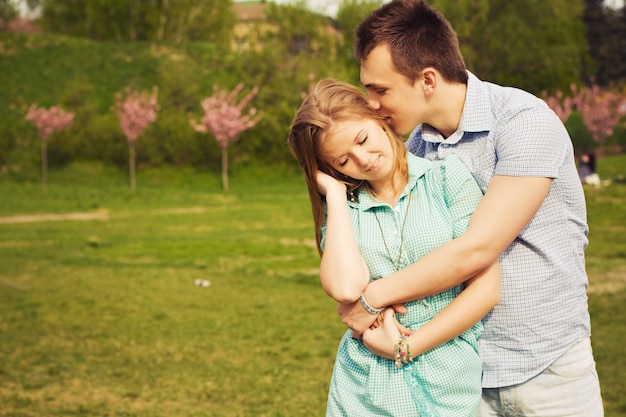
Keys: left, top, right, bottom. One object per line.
{"left": 41, "top": 139, "right": 47, "bottom": 188}
{"left": 221, "top": 145, "right": 229, "bottom": 191}
{"left": 129, "top": 141, "right": 136, "bottom": 192}
{"left": 158, "top": 0, "right": 168, "bottom": 41}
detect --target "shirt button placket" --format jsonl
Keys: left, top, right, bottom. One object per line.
{"left": 438, "top": 142, "right": 451, "bottom": 159}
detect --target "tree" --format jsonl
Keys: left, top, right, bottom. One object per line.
{"left": 189, "top": 84, "right": 261, "bottom": 191}
{"left": 0, "top": 0, "right": 18, "bottom": 30}
{"left": 543, "top": 81, "right": 626, "bottom": 146}
{"left": 336, "top": 0, "right": 384, "bottom": 59}
{"left": 572, "top": 82, "right": 626, "bottom": 144}
{"left": 432, "top": 0, "right": 591, "bottom": 94}
{"left": 156, "top": 0, "right": 234, "bottom": 43}
{"left": 429, "top": 0, "right": 490, "bottom": 76}
{"left": 25, "top": 104, "right": 74, "bottom": 187}
{"left": 583, "top": 0, "right": 626, "bottom": 85}
{"left": 115, "top": 86, "right": 159, "bottom": 192}
{"left": 541, "top": 86, "right": 576, "bottom": 122}
{"left": 39, "top": 0, "right": 234, "bottom": 43}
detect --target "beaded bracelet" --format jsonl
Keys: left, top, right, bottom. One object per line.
{"left": 394, "top": 335, "right": 413, "bottom": 368}
{"left": 359, "top": 293, "right": 384, "bottom": 315}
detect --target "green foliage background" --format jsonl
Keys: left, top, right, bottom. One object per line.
{"left": 0, "top": 2, "right": 361, "bottom": 177}
{"left": 1, "top": 0, "right": 624, "bottom": 180}
{"left": 0, "top": 35, "right": 330, "bottom": 177}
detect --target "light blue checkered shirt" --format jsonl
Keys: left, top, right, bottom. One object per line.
{"left": 406, "top": 71, "right": 592, "bottom": 388}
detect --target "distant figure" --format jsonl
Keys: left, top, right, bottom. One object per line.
{"left": 578, "top": 153, "right": 600, "bottom": 187}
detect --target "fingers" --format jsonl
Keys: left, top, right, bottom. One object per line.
{"left": 337, "top": 301, "right": 378, "bottom": 334}
{"left": 381, "top": 308, "right": 412, "bottom": 336}
{"left": 392, "top": 320, "right": 413, "bottom": 336}
{"left": 390, "top": 303, "right": 407, "bottom": 314}
{"left": 369, "top": 313, "right": 384, "bottom": 330}
{"left": 316, "top": 170, "right": 346, "bottom": 196}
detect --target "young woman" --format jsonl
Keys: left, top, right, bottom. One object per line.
{"left": 288, "top": 78, "right": 500, "bottom": 417}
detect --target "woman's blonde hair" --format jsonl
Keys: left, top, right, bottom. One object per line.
{"left": 288, "top": 78, "right": 407, "bottom": 255}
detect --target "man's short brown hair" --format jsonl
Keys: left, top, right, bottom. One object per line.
{"left": 355, "top": 0, "right": 468, "bottom": 84}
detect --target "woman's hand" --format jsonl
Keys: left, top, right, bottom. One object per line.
{"left": 316, "top": 171, "right": 346, "bottom": 197}
{"left": 362, "top": 308, "right": 409, "bottom": 360}
{"left": 337, "top": 300, "right": 408, "bottom": 339}
{"left": 337, "top": 300, "right": 378, "bottom": 338}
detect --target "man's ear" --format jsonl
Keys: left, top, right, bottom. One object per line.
{"left": 421, "top": 68, "right": 437, "bottom": 92}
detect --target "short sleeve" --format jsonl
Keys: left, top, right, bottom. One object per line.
{"left": 494, "top": 103, "right": 568, "bottom": 179}
{"left": 437, "top": 155, "right": 484, "bottom": 238}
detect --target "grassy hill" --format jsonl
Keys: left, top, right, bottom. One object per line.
{"left": 0, "top": 30, "right": 347, "bottom": 181}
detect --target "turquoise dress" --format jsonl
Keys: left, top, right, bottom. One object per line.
{"left": 323, "top": 154, "right": 485, "bottom": 417}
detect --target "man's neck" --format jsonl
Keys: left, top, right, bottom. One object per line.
{"left": 431, "top": 82, "right": 467, "bottom": 139}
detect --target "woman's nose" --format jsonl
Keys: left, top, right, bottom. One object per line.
{"left": 353, "top": 149, "right": 370, "bottom": 166}
{"left": 367, "top": 96, "right": 380, "bottom": 110}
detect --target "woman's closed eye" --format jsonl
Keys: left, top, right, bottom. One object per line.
{"left": 338, "top": 136, "right": 367, "bottom": 166}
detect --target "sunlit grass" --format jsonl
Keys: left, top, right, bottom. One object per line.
{"left": 1, "top": 156, "right": 625, "bottom": 416}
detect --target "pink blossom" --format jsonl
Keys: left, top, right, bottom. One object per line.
{"left": 571, "top": 83, "right": 626, "bottom": 143}
{"left": 25, "top": 105, "right": 74, "bottom": 140}
{"left": 542, "top": 82, "right": 626, "bottom": 144}
{"left": 189, "top": 83, "right": 261, "bottom": 149}
{"left": 541, "top": 87, "right": 575, "bottom": 123}
{"left": 115, "top": 87, "right": 159, "bottom": 142}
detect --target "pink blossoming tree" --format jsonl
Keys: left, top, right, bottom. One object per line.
{"left": 543, "top": 82, "right": 626, "bottom": 145}
{"left": 25, "top": 104, "right": 74, "bottom": 187}
{"left": 541, "top": 86, "right": 575, "bottom": 123}
{"left": 189, "top": 83, "right": 261, "bottom": 191}
{"left": 571, "top": 83, "right": 626, "bottom": 144}
{"left": 115, "top": 86, "right": 159, "bottom": 192}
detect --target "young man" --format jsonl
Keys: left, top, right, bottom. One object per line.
{"left": 337, "top": 0, "right": 604, "bottom": 415}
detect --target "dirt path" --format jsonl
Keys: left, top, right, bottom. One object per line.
{"left": 0, "top": 211, "right": 109, "bottom": 224}
{"left": 0, "top": 209, "right": 622, "bottom": 294}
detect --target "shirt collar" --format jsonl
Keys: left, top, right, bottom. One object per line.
{"left": 418, "top": 71, "right": 492, "bottom": 145}
{"left": 347, "top": 154, "right": 430, "bottom": 210}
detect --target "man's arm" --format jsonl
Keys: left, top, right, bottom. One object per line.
{"left": 363, "top": 260, "right": 500, "bottom": 359}
{"left": 339, "top": 175, "right": 552, "bottom": 332}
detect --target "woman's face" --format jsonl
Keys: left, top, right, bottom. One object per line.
{"left": 321, "top": 117, "right": 395, "bottom": 184}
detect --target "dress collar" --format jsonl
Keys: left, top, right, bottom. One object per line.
{"left": 347, "top": 154, "right": 431, "bottom": 210}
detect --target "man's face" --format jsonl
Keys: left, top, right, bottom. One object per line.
{"left": 360, "top": 44, "right": 425, "bottom": 136}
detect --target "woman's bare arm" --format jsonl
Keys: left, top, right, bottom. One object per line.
{"left": 317, "top": 171, "right": 370, "bottom": 303}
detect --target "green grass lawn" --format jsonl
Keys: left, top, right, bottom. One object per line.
{"left": 1, "top": 157, "right": 625, "bottom": 416}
